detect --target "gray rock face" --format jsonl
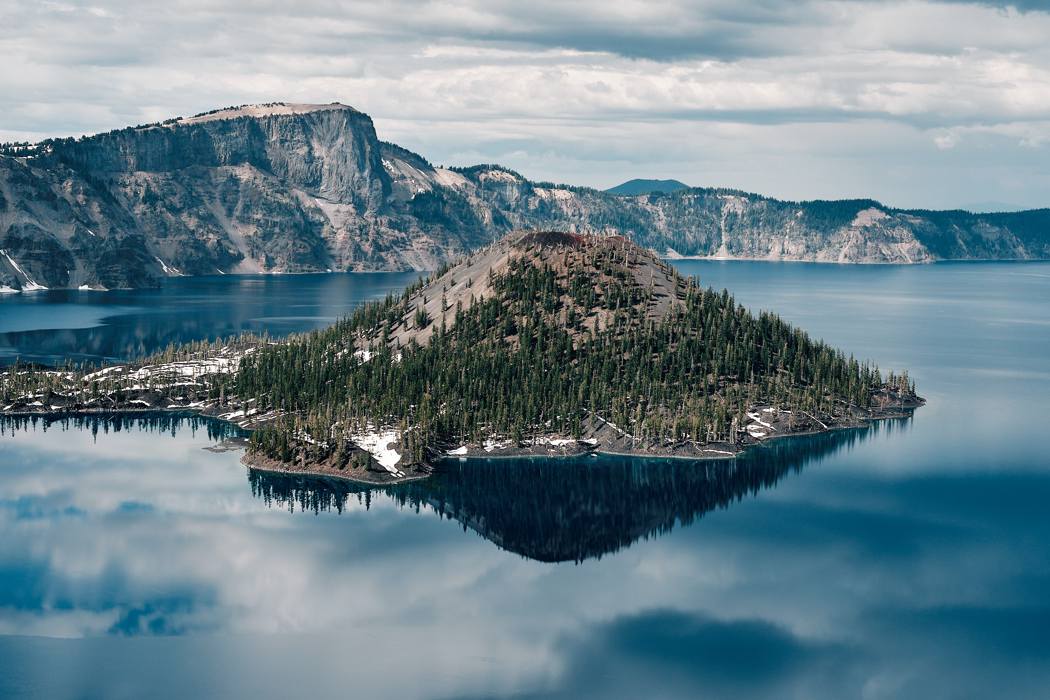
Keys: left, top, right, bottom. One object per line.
{"left": 1, "top": 102, "right": 1047, "bottom": 290}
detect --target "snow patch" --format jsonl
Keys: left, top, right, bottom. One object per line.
{"left": 0, "top": 249, "right": 47, "bottom": 291}
{"left": 155, "top": 257, "right": 183, "bottom": 276}
{"left": 534, "top": 436, "right": 578, "bottom": 448}
{"left": 483, "top": 437, "right": 511, "bottom": 452}
{"left": 746, "top": 411, "right": 775, "bottom": 431}
{"left": 352, "top": 430, "right": 404, "bottom": 477}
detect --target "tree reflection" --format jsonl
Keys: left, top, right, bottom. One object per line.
{"left": 249, "top": 418, "right": 910, "bottom": 563}
{"left": 1, "top": 411, "right": 911, "bottom": 563}
{"left": 0, "top": 412, "right": 244, "bottom": 443}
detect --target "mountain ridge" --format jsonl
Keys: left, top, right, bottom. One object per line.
{"left": 1, "top": 101, "right": 1048, "bottom": 291}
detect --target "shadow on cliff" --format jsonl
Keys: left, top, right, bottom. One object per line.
{"left": 248, "top": 418, "right": 911, "bottom": 563}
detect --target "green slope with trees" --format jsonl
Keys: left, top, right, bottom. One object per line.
{"left": 238, "top": 231, "right": 917, "bottom": 469}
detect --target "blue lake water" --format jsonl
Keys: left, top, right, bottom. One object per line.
{"left": 1, "top": 261, "right": 1049, "bottom": 699}
{"left": 0, "top": 272, "right": 419, "bottom": 366}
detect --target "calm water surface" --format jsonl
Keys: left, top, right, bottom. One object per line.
{"left": 0, "top": 272, "right": 419, "bottom": 366}
{"left": 1, "top": 261, "right": 1049, "bottom": 699}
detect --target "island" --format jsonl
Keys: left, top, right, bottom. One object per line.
{"left": 0, "top": 231, "right": 923, "bottom": 483}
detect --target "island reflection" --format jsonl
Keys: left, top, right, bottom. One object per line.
{"left": 249, "top": 418, "right": 910, "bottom": 563}
{"left": 0, "top": 412, "right": 244, "bottom": 443}
{"left": 0, "top": 411, "right": 910, "bottom": 564}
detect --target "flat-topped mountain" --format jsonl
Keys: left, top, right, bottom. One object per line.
{"left": 2, "top": 100, "right": 1047, "bottom": 291}
{"left": 175, "top": 102, "right": 361, "bottom": 125}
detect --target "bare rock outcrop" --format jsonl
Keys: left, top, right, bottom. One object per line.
{"left": 1, "top": 101, "right": 1047, "bottom": 290}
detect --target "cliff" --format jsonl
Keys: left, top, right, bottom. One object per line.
{"left": 1, "top": 102, "right": 1047, "bottom": 290}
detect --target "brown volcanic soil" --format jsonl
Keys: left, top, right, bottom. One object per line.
{"left": 364, "top": 230, "right": 687, "bottom": 350}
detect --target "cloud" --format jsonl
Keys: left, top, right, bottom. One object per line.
{"left": 936, "top": 0, "right": 1050, "bottom": 10}
{"left": 1, "top": 0, "right": 1049, "bottom": 208}
{"left": 4, "top": 404, "right": 1050, "bottom": 697}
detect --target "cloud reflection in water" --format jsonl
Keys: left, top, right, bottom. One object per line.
{"left": 1, "top": 410, "right": 1048, "bottom": 698}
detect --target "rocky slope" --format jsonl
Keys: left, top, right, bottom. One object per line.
{"left": 2, "top": 101, "right": 1048, "bottom": 290}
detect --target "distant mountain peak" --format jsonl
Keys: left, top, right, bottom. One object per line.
{"left": 606, "top": 179, "right": 690, "bottom": 196}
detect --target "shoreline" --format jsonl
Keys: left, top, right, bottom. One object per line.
{"left": 2, "top": 258, "right": 1048, "bottom": 294}
{"left": 661, "top": 255, "right": 1050, "bottom": 266}
{"left": 241, "top": 451, "right": 432, "bottom": 485}
{"left": 0, "top": 398, "right": 923, "bottom": 487}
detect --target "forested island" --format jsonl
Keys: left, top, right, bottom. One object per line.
{"left": 0, "top": 231, "right": 923, "bottom": 483}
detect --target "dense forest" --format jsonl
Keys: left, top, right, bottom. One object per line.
{"left": 237, "top": 232, "right": 913, "bottom": 467}
{"left": 0, "top": 232, "right": 918, "bottom": 475}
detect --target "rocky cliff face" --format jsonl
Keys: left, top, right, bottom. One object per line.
{"left": 384, "top": 161, "right": 1050, "bottom": 264}
{"left": 0, "top": 103, "right": 478, "bottom": 290}
{"left": 1, "top": 102, "right": 1048, "bottom": 290}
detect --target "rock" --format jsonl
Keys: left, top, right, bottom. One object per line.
{"left": 1, "top": 101, "right": 1048, "bottom": 290}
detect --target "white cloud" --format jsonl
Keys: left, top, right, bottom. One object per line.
{"left": 1, "top": 0, "right": 1049, "bottom": 208}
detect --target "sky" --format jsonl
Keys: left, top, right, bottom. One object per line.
{"left": 1, "top": 0, "right": 1049, "bottom": 210}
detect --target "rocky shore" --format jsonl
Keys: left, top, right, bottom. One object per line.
{"left": 0, "top": 385, "right": 923, "bottom": 486}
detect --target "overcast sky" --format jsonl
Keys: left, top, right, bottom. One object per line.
{"left": 2, "top": 0, "right": 1049, "bottom": 209}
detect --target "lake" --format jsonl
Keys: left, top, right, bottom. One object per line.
{"left": 1, "top": 261, "right": 1049, "bottom": 699}
{"left": 0, "top": 272, "right": 420, "bottom": 366}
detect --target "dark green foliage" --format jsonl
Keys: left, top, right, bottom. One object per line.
{"left": 413, "top": 306, "right": 431, "bottom": 329}
{"left": 0, "top": 333, "right": 262, "bottom": 407}
{"left": 407, "top": 187, "right": 484, "bottom": 232}
{"left": 236, "top": 248, "right": 883, "bottom": 465}
{"left": 606, "top": 179, "right": 690, "bottom": 196}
